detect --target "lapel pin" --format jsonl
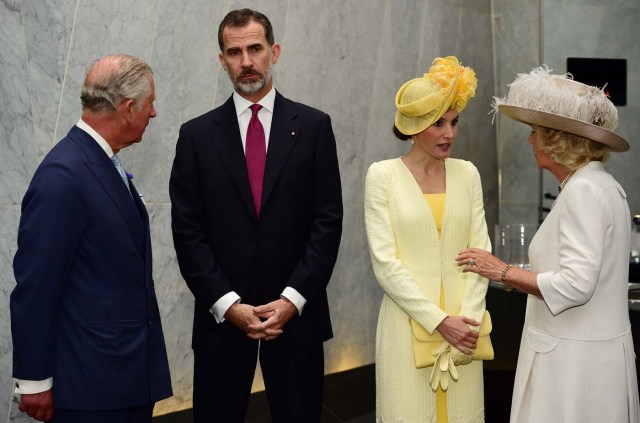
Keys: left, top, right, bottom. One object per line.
{"left": 290, "top": 131, "right": 296, "bottom": 137}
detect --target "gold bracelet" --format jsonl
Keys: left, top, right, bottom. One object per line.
{"left": 501, "top": 264, "right": 513, "bottom": 292}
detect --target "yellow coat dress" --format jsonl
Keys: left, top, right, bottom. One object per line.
{"left": 365, "top": 158, "right": 491, "bottom": 423}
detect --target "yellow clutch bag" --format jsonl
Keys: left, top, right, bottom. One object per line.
{"left": 409, "top": 310, "right": 494, "bottom": 369}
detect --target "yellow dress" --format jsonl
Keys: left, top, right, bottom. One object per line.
{"left": 365, "top": 158, "right": 491, "bottom": 423}
{"left": 425, "top": 193, "right": 449, "bottom": 423}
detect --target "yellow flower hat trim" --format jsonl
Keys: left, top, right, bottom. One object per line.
{"left": 429, "top": 56, "right": 477, "bottom": 112}
{"left": 452, "top": 64, "right": 477, "bottom": 112}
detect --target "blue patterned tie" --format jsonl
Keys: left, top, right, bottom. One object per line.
{"left": 110, "top": 154, "right": 129, "bottom": 189}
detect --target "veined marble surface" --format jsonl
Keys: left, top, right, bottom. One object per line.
{"left": 6, "top": 0, "right": 638, "bottom": 420}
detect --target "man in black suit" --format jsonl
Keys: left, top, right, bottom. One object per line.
{"left": 169, "top": 8, "right": 343, "bottom": 423}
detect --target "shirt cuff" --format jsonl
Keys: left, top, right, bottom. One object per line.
{"left": 15, "top": 378, "right": 52, "bottom": 394}
{"left": 210, "top": 292, "right": 241, "bottom": 323}
{"left": 281, "top": 287, "right": 306, "bottom": 315}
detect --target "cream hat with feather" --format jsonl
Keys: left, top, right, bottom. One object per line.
{"left": 493, "top": 66, "right": 629, "bottom": 152}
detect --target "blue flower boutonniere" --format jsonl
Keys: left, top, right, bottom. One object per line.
{"left": 126, "top": 172, "right": 134, "bottom": 181}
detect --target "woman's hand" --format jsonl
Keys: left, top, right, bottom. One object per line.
{"left": 456, "top": 247, "right": 506, "bottom": 281}
{"left": 436, "top": 315, "right": 481, "bottom": 355}
{"left": 457, "top": 247, "right": 542, "bottom": 296}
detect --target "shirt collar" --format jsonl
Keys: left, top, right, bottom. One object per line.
{"left": 233, "top": 87, "right": 276, "bottom": 117}
{"left": 76, "top": 119, "right": 114, "bottom": 157}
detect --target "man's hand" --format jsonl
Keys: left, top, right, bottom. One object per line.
{"left": 19, "top": 389, "right": 53, "bottom": 421}
{"left": 249, "top": 298, "right": 298, "bottom": 341}
{"left": 224, "top": 303, "right": 262, "bottom": 338}
{"left": 435, "top": 315, "right": 481, "bottom": 355}
{"left": 224, "top": 303, "right": 283, "bottom": 340}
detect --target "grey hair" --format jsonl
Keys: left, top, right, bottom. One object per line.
{"left": 81, "top": 54, "right": 153, "bottom": 113}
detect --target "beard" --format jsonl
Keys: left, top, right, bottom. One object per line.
{"left": 231, "top": 66, "right": 272, "bottom": 95}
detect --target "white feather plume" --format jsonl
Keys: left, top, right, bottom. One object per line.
{"left": 492, "top": 65, "right": 618, "bottom": 130}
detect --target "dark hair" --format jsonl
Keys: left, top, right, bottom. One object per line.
{"left": 393, "top": 125, "right": 412, "bottom": 141}
{"left": 218, "top": 9, "right": 274, "bottom": 51}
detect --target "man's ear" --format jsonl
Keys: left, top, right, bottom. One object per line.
{"left": 120, "top": 98, "right": 136, "bottom": 123}
{"left": 271, "top": 43, "right": 281, "bottom": 65}
{"left": 218, "top": 53, "right": 227, "bottom": 71}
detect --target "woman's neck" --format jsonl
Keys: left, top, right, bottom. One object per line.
{"left": 548, "top": 165, "right": 571, "bottom": 185}
{"left": 402, "top": 151, "right": 445, "bottom": 177}
{"left": 401, "top": 153, "right": 446, "bottom": 194}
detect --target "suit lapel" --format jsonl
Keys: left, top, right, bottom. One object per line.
{"left": 68, "top": 126, "right": 145, "bottom": 247}
{"left": 130, "top": 181, "right": 149, "bottom": 231}
{"left": 262, "top": 92, "right": 298, "bottom": 212}
{"left": 130, "top": 181, "right": 152, "bottom": 274}
{"left": 211, "top": 97, "right": 257, "bottom": 219}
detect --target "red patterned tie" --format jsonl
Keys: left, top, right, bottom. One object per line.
{"left": 246, "top": 104, "right": 266, "bottom": 217}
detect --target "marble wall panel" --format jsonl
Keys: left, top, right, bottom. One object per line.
{"left": 497, "top": 120, "right": 539, "bottom": 203}
{"left": 329, "top": 0, "right": 396, "bottom": 371}
{"left": 20, "top": 0, "right": 76, "bottom": 162}
{"left": 492, "top": 0, "right": 541, "bottom": 227}
{"left": 53, "top": 1, "right": 159, "bottom": 148}
{"left": 0, "top": 1, "right": 38, "bottom": 205}
{"left": 177, "top": 1, "right": 227, "bottom": 119}
{"left": 0, "top": 206, "right": 21, "bottom": 421}
{"left": 146, "top": 203, "right": 195, "bottom": 415}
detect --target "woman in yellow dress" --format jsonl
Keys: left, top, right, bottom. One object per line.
{"left": 365, "top": 56, "right": 491, "bottom": 422}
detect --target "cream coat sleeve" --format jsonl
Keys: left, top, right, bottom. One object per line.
{"left": 364, "top": 162, "right": 448, "bottom": 333}
{"left": 457, "top": 165, "right": 491, "bottom": 324}
{"left": 538, "top": 178, "right": 607, "bottom": 315}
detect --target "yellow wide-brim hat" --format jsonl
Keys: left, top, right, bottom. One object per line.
{"left": 395, "top": 56, "right": 477, "bottom": 136}
{"left": 493, "top": 66, "right": 629, "bottom": 152}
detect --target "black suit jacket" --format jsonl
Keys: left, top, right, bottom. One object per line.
{"left": 170, "top": 92, "right": 343, "bottom": 350}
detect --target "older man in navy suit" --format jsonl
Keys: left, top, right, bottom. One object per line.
{"left": 170, "top": 8, "right": 343, "bottom": 423}
{"left": 11, "top": 54, "right": 172, "bottom": 422}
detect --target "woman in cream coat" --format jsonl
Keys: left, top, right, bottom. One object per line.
{"left": 365, "top": 56, "right": 491, "bottom": 423}
{"left": 458, "top": 67, "right": 640, "bottom": 423}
